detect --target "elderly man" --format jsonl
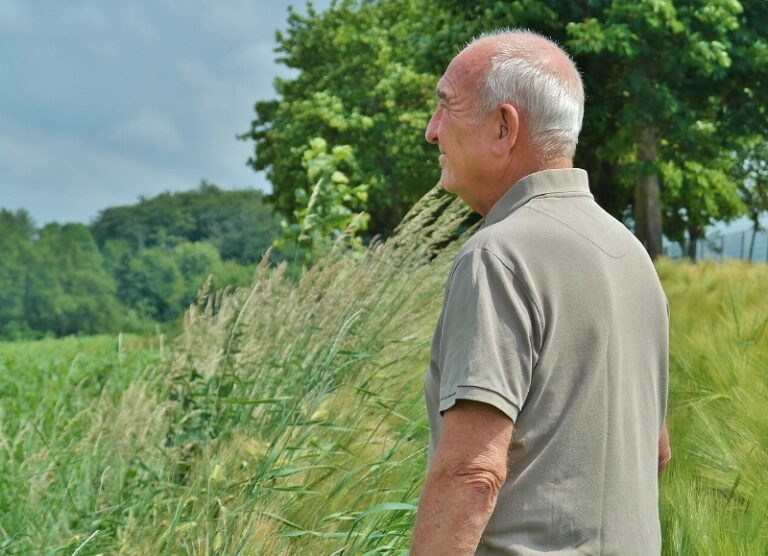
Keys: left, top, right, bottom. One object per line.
{"left": 411, "top": 30, "right": 671, "bottom": 555}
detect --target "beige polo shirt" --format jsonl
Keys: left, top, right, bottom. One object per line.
{"left": 424, "top": 168, "right": 669, "bottom": 555}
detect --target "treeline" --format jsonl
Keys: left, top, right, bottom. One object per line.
{"left": 0, "top": 184, "right": 279, "bottom": 339}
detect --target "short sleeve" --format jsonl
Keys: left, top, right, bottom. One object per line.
{"left": 436, "top": 248, "right": 541, "bottom": 422}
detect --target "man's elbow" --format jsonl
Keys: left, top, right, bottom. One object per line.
{"left": 428, "top": 400, "right": 514, "bottom": 508}
{"left": 658, "top": 447, "right": 672, "bottom": 473}
{"left": 449, "top": 462, "right": 507, "bottom": 507}
{"left": 658, "top": 422, "right": 672, "bottom": 474}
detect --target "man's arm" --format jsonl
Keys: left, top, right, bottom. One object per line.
{"left": 410, "top": 400, "right": 514, "bottom": 555}
{"left": 658, "top": 420, "right": 671, "bottom": 473}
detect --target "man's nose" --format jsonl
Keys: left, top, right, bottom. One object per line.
{"left": 425, "top": 111, "right": 439, "bottom": 144}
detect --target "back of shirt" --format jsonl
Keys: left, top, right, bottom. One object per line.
{"left": 425, "top": 169, "right": 669, "bottom": 555}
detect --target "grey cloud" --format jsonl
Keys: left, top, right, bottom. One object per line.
{"left": 111, "top": 113, "right": 183, "bottom": 151}
{"left": 0, "top": 120, "right": 192, "bottom": 225}
{"left": 0, "top": 0, "right": 331, "bottom": 224}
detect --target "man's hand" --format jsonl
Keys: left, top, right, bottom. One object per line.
{"left": 658, "top": 420, "right": 671, "bottom": 474}
{"left": 410, "top": 400, "right": 514, "bottom": 555}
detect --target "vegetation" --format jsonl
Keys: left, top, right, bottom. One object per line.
{"left": 0, "top": 213, "right": 126, "bottom": 339}
{"left": 0, "top": 184, "right": 279, "bottom": 340}
{"left": 2, "top": 2, "right": 767, "bottom": 552}
{"left": 732, "top": 137, "right": 768, "bottom": 260}
{"left": 656, "top": 258, "right": 768, "bottom": 554}
{"left": 91, "top": 182, "right": 279, "bottom": 265}
{"left": 272, "top": 137, "right": 371, "bottom": 266}
{"left": 244, "top": 0, "right": 768, "bottom": 257}
{"left": 0, "top": 334, "right": 168, "bottom": 551}
{"left": 243, "top": 0, "right": 441, "bottom": 236}
{"left": 1, "top": 192, "right": 766, "bottom": 554}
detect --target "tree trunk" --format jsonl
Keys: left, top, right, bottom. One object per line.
{"left": 748, "top": 216, "right": 760, "bottom": 261}
{"left": 686, "top": 225, "right": 701, "bottom": 261}
{"left": 634, "top": 126, "right": 663, "bottom": 259}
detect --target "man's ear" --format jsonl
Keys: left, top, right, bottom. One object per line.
{"left": 497, "top": 103, "right": 519, "bottom": 151}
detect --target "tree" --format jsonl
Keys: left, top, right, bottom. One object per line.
{"left": 732, "top": 137, "right": 768, "bottom": 260}
{"left": 173, "top": 241, "right": 221, "bottom": 311}
{"left": 563, "top": 1, "right": 759, "bottom": 258}
{"left": 251, "top": 0, "right": 768, "bottom": 258}
{"left": 0, "top": 210, "right": 36, "bottom": 338}
{"left": 91, "top": 182, "right": 280, "bottom": 264}
{"left": 425, "top": 1, "right": 766, "bottom": 256}
{"left": 0, "top": 184, "right": 271, "bottom": 336}
{"left": 661, "top": 155, "right": 743, "bottom": 260}
{"left": 25, "top": 224, "right": 122, "bottom": 336}
{"left": 117, "top": 247, "right": 184, "bottom": 322}
{"left": 241, "top": 0, "right": 441, "bottom": 237}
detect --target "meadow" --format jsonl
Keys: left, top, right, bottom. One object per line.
{"left": 1, "top": 191, "right": 767, "bottom": 555}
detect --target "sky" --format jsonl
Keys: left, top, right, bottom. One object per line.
{"left": 0, "top": 0, "right": 330, "bottom": 226}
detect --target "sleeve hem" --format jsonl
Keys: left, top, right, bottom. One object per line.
{"left": 439, "top": 385, "right": 520, "bottom": 422}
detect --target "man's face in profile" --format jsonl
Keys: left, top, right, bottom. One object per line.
{"left": 424, "top": 52, "right": 497, "bottom": 206}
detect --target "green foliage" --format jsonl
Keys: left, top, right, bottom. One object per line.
{"left": 242, "top": 0, "right": 441, "bottom": 236}
{"left": 0, "top": 184, "right": 280, "bottom": 338}
{"left": 116, "top": 246, "right": 184, "bottom": 322}
{"left": 729, "top": 136, "right": 768, "bottom": 259}
{"left": 23, "top": 223, "right": 123, "bottom": 336}
{"left": 0, "top": 210, "right": 36, "bottom": 339}
{"left": 0, "top": 218, "right": 126, "bottom": 338}
{"left": 664, "top": 159, "right": 742, "bottom": 235}
{"left": 172, "top": 241, "right": 223, "bottom": 307}
{"left": 273, "top": 137, "right": 370, "bottom": 265}
{"left": 732, "top": 137, "right": 768, "bottom": 229}
{"left": 91, "top": 182, "right": 280, "bottom": 264}
{"left": 250, "top": 0, "right": 768, "bottom": 253}
{"left": 171, "top": 241, "right": 254, "bottom": 310}
{"left": 661, "top": 149, "right": 744, "bottom": 256}
{"left": 439, "top": 0, "right": 764, "bottom": 253}
{"left": 563, "top": 0, "right": 754, "bottom": 247}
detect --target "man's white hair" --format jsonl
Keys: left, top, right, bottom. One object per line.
{"left": 469, "top": 29, "right": 585, "bottom": 161}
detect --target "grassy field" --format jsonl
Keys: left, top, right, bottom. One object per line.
{"left": 0, "top": 334, "right": 168, "bottom": 554}
{"left": 1, "top": 192, "right": 767, "bottom": 554}
{"left": 656, "top": 259, "right": 768, "bottom": 555}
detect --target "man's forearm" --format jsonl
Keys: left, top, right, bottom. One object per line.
{"left": 410, "top": 462, "right": 503, "bottom": 555}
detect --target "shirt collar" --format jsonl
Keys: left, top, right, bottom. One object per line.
{"left": 483, "top": 168, "right": 592, "bottom": 227}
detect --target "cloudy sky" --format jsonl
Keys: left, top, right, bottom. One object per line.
{"left": 0, "top": 0, "right": 330, "bottom": 225}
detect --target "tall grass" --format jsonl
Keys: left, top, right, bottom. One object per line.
{"left": 656, "top": 260, "right": 768, "bottom": 555}
{"left": 0, "top": 335, "right": 167, "bottom": 554}
{"left": 1, "top": 194, "right": 766, "bottom": 554}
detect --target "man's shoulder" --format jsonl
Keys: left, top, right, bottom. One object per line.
{"left": 455, "top": 200, "right": 562, "bottom": 265}
{"left": 451, "top": 194, "right": 657, "bottom": 297}
{"left": 479, "top": 193, "right": 646, "bottom": 262}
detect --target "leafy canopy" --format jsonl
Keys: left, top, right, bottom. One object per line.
{"left": 249, "top": 0, "right": 768, "bottom": 255}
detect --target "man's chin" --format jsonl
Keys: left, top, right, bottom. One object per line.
{"left": 438, "top": 178, "right": 474, "bottom": 210}
{"left": 439, "top": 174, "right": 458, "bottom": 194}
